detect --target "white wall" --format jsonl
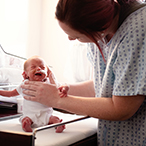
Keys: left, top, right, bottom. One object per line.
{"left": 26, "top": 0, "right": 42, "bottom": 57}
{"left": 26, "top": 0, "right": 70, "bottom": 82}
{"left": 0, "top": 0, "right": 29, "bottom": 57}
{"left": 0, "top": 0, "right": 70, "bottom": 83}
{"left": 39, "top": 0, "right": 70, "bottom": 83}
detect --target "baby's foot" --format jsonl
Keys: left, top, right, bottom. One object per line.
{"left": 56, "top": 124, "right": 66, "bottom": 133}
{"left": 22, "top": 117, "right": 33, "bottom": 132}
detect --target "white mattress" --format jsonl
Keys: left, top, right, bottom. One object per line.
{"left": 0, "top": 111, "right": 98, "bottom": 146}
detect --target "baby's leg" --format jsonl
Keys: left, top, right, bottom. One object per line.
{"left": 22, "top": 117, "right": 33, "bottom": 132}
{"left": 49, "top": 115, "right": 65, "bottom": 133}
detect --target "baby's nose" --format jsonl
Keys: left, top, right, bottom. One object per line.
{"left": 36, "top": 66, "right": 41, "bottom": 70}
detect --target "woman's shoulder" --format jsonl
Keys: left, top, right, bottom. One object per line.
{"left": 119, "top": 2, "right": 146, "bottom": 26}
{"left": 113, "top": 4, "right": 146, "bottom": 44}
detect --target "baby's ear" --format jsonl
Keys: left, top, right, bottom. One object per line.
{"left": 22, "top": 71, "right": 29, "bottom": 79}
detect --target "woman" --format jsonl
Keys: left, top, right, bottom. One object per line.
{"left": 22, "top": 0, "right": 146, "bottom": 145}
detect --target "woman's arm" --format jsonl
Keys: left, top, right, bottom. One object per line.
{"left": 56, "top": 94, "right": 145, "bottom": 121}
{"left": 67, "top": 80, "right": 95, "bottom": 97}
{"left": 21, "top": 77, "right": 145, "bottom": 121}
{"left": 58, "top": 80, "right": 95, "bottom": 98}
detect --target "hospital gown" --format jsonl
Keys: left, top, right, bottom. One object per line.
{"left": 87, "top": 6, "right": 146, "bottom": 146}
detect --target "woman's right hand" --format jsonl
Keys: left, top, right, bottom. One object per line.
{"left": 21, "top": 72, "right": 61, "bottom": 108}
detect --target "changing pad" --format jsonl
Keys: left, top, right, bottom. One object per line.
{"left": 0, "top": 110, "right": 97, "bottom": 146}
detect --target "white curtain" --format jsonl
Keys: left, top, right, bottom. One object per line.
{"left": 64, "top": 41, "right": 93, "bottom": 83}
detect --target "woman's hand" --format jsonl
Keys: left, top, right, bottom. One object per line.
{"left": 21, "top": 73, "right": 60, "bottom": 107}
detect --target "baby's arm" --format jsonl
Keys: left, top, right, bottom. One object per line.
{"left": 58, "top": 84, "right": 70, "bottom": 97}
{"left": 0, "top": 89, "right": 19, "bottom": 97}
{"left": 49, "top": 115, "right": 65, "bottom": 133}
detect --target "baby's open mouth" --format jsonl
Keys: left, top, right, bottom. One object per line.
{"left": 35, "top": 72, "right": 42, "bottom": 76}
{"left": 35, "top": 70, "right": 47, "bottom": 76}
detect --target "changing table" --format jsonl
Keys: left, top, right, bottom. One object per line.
{"left": 0, "top": 110, "right": 97, "bottom": 146}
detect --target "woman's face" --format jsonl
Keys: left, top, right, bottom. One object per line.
{"left": 58, "top": 20, "right": 92, "bottom": 43}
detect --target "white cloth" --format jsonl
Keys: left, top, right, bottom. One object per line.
{"left": 16, "top": 79, "right": 53, "bottom": 127}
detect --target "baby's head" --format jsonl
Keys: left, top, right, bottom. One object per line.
{"left": 23, "top": 56, "right": 50, "bottom": 81}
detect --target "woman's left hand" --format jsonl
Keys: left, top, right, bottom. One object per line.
{"left": 21, "top": 73, "right": 60, "bottom": 107}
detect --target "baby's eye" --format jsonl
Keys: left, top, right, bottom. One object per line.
{"left": 40, "top": 66, "right": 45, "bottom": 70}
{"left": 31, "top": 66, "right": 36, "bottom": 69}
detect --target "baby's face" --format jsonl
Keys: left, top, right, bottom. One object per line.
{"left": 26, "top": 58, "right": 48, "bottom": 81}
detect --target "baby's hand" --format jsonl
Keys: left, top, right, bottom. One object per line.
{"left": 58, "top": 84, "right": 69, "bottom": 97}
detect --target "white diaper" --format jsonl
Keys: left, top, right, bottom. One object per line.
{"left": 20, "top": 99, "right": 53, "bottom": 127}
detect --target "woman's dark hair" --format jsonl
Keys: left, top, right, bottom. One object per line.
{"left": 117, "top": 0, "right": 136, "bottom": 5}
{"left": 55, "top": 0, "right": 137, "bottom": 61}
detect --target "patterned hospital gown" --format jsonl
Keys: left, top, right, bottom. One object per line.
{"left": 87, "top": 6, "right": 146, "bottom": 146}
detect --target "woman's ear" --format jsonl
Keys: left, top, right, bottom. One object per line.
{"left": 22, "top": 71, "right": 29, "bottom": 80}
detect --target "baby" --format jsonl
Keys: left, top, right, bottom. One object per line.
{"left": 0, "top": 56, "right": 66, "bottom": 132}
